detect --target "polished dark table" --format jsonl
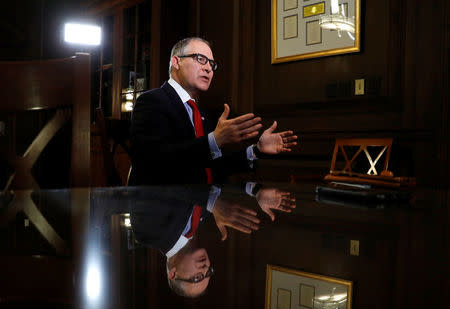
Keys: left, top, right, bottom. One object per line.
{"left": 0, "top": 181, "right": 448, "bottom": 308}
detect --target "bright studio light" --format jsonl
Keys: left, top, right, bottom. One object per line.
{"left": 64, "top": 23, "right": 101, "bottom": 46}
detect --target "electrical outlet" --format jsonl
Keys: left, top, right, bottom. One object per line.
{"left": 350, "top": 240, "right": 360, "bottom": 256}
{"left": 355, "top": 79, "right": 365, "bottom": 95}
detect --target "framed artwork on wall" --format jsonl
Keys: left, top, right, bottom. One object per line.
{"left": 271, "top": 0, "right": 361, "bottom": 63}
{"left": 265, "top": 265, "right": 353, "bottom": 309}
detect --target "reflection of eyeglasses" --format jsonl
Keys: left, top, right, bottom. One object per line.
{"left": 179, "top": 53, "right": 218, "bottom": 71}
{"left": 175, "top": 266, "right": 214, "bottom": 283}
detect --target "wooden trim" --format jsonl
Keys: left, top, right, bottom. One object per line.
{"left": 195, "top": 0, "right": 201, "bottom": 35}
{"left": 387, "top": 0, "right": 406, "bottom": 104}
{"left": 438, "top": 0, "right": 450, "bottom": 189}
{"left": 72, "top": 53, "right": 91, "bottom": 187}
{"left": 98, "top": 17, "right": 105, "bottom": 108}
{"left": 189, "top": 0, "right": 201, "bottom": 35}
{"left": 83, "top": 0, "right": 145, "bottom": 16}
{"left": 401, "top": 0, "right": 418, "bottom": 129}
{"left": 239, "top": 0, "right": 256, "bottom": 113}
{"left": 133, "top": 5, "right": 139, "bottom": 103}
{"left": 229, "top": 0, "right": 256, "bottom": 113}
{"left": 112, "top": 9, "right": 124, "bottom": 119}
{"left": 149, "top": 0, "right": 161, "bottom": 89}
{"left": 230, "top": 0, "right": 240, "bottom": 113}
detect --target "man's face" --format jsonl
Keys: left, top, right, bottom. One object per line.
{"left": 171, "top": 40, "right": 214, "bottom": 98}
{"left": 172, "top": 248, "right": 211, "bottom": 296}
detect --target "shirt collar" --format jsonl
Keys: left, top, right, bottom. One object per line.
{"left": 168, "top": 78, "right": 194, "bottom": 104}
{"left": 166, "top": 234, "right": 189, "bottom": 258}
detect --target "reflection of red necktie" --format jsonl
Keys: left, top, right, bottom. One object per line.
{"left": 185, "top": 205, "right": 202, "bottom": 238}
{"left": 187, "top": 99, "right": 213, "bottom": 184}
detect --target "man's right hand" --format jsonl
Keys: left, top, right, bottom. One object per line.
{"left": 255, "top": 187, "right": 296, "bottom": 221}
{"left": 214, "top": 104, "right": 262, "bottom": 148}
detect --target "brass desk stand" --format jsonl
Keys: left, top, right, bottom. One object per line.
{"left": 324, "top": 138, "right": 416, "bottom": 188}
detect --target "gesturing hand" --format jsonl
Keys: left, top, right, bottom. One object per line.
{"left": 256, "top": 188, "right": 296, "bottom": 221}
{"left": 214, "top": 104, "right": 262, "bottom": 148}
{"left": 257, "top": 121, "right": 298, "bottom": 154}
{"left": 212, "top": 197, "right": 260, "bottom": 241}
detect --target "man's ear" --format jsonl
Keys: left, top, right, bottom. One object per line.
{"left": 168, "top": 267, "right": 176, "bottom": 280}
{"left": 171, "top": 56, "right": 180, "bottom": 70}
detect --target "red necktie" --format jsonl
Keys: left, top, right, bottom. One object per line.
{"left": 187, "top": 99, "right": 213, "bottom": 184}
{"left": 185, "top": 205, "right": 202, "bottom": 238}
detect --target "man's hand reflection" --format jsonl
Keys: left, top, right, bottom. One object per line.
{"left": 255, "top": 188, "right": 296, "bottom": 221}
{"left": 212, "top": 198, "right": 260, "bottom": 241}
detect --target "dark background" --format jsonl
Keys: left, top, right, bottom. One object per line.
{"left": 0, "top": 0, "right": 448, "bottom": 308}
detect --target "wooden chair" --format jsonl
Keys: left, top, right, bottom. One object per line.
{"left": 0, "top": 53, "right": 91, "bottom": 305}
{"left": 0, "top": 53, "right": 90, "bottom": 191}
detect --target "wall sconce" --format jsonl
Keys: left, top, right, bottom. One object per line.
{"left": 121, "top": 87, "right": 134, "bottom": 112}
{"left": 121, "top": 213, "right": 132, "bottom": 227}
{"left": 121, "top": 101, "right": 134, "bottom": 112}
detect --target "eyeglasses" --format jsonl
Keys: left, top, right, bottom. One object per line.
{"left": 178, "top": 53, "right": 218, "bottom": 71}
{"left": 175, "top": 266, "right": 214, "bottom": 283}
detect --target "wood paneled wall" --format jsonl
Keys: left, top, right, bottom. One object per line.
{"left": 184, "top": 2, "right": 450, "bottom": 308}
{"left": 189, "top": 0, "right": 449, "bottom": 189}
{"left": 2, "top": 0, "right": 447, "bottom": 187}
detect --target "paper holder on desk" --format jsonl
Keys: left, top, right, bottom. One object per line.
{"left": 323, "top": 138, "right": 416, "bottom": 188}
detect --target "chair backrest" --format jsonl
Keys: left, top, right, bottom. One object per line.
{"left": 0, "top": 53, "right": 91, "bottom": 190}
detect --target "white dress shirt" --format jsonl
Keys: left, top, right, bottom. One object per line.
{"left": 167, "top": 78, "right": 257, "bottom": 162}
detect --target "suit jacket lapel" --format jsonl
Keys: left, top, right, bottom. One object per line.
{"left": 161, "top": 82, "right": 196, "bottom": 137}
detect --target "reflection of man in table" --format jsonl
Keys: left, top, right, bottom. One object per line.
{"left": 133, "top": 196, "right": 214, "bottom": 298}
{"left": 90, "top": 184, "right": 295, "bottom": 297}
{"left": 162, "top": 183, "right": 296, "bottom": 297}
{"left": 123, "top": 187, "right": 215, "bottom": 298}
{"left": 90, "top": 186, "right": 215, "bottom": 297}
{"left": 165, "top": 234, "right": 213, "bottom": 297}
{"left": 130, "top": 184, "right": 293, "bottom": 297}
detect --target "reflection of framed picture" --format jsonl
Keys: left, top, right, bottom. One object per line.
{"left": 265, "top": 265, "right": 353, "bottom": 309}
{"left": 271, "top": 0, "right": 361, "bottom": 63}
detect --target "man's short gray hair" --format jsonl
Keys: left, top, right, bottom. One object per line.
{"left": 166, "top": 259, "right": 206, "bottom": 298}
{"left": 168, "top": 37, "right": 212, "bottom": 77}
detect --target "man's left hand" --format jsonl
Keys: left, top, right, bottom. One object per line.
{"left": 257, "top": 121, "right": 298, "bottom": 154}
{"left": 212, "top": 198, "right": 260, "bottom": 241}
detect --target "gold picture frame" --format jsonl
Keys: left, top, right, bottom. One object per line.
{"left": 271, "top": 0, "right": 361, "bottom": 63}
{"left": 265, "top": 265, "right": 353, "bottom": 309}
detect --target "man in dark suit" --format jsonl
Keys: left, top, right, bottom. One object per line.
{"left": 129, "top": 37, "right": 297, "bottom": 185}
